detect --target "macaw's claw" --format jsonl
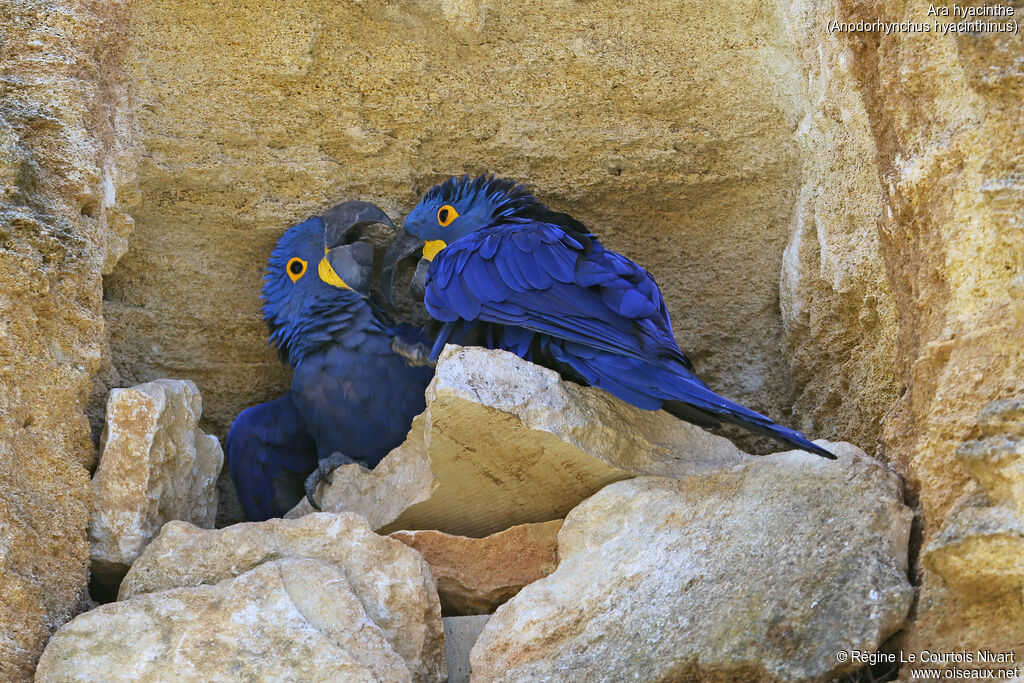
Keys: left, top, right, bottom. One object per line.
{"left": 304, "top": 452, "right": 363, "bottom": 510}
{"left": 390, "top": 336, "right": 435, "bottom": 367}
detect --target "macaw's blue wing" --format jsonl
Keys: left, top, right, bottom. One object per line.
{"left": 226, "top": 392, "right": 318, "bottom": 521}
{"left": 424, "top": 221, "right": 834, "bottom": 459}
{"left": 424, "top": 222, "right": 696, "bottom": 372}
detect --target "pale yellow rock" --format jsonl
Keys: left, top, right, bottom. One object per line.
{"left": 285, "top": 413, "right": 437, "bottom": 530}
{"left": 36, "top": 558, "right": 413, "bottom": 682}
{"left": 289, "top": 346, "right": 750, "bottom": 537}
{"left": 919, "top": 399, "right": 1024, "bottom": 650}
{"left": 2, "top": 0, "right": 1017, "bottom": 675}
{"left": 119, "top": 512, "right": 445, "bottom": 682}
{"left": 89, "top": 379, "right": 223, "bottom": 582}
{"left": 0, "top": 1, "right": 137, "bottom": 679}
{"left": 471, "top": 442, "right": 913, "bottom": 682}
{"left": 781, "top": 0, "right": 1024, "bottom": 663}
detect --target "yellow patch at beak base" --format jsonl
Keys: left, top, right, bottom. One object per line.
{"left": 423, "top": 240, "right": 447, "bottom": 261}
{"left": 318, "top": 257, "right": 349, "bottom": 289}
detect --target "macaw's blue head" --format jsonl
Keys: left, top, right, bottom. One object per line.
{"left": 403, "top": 174, "right": 542, "bottom": 246}
{"left": 381, "top": 174, "right": 560, "bottom": 303}
{"left": 262, "top": 201, "right": 394, "bottom": 366}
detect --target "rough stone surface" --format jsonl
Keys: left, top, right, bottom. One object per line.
{"left": 89, "top": 379, "right": 223, "bottom": 582}
{"left": 779, "top": 0, "right": 1024, "bottom": 662}
{"left": 119, "top": 512, "right": 445, "bottom": 681}
{"left": 471, "top": 443, "right": 913, "bottom": 682}
{"left": 36, "top": 558, "right": 416, "bottom": 682}
{"left": 917, "top": 399, "right": 1024, "bottom": 667}
{"left": 5, "top": 0, "right": 1020, "bottom": 674}
{"left": 102, "top": 0, "right": 812, "bottom": 453}
{"left": 289, "top": 346, "right": 751, "bottom": 537}
{"left": 286, "top": 412, "right": 438, "bottom": 530}
{"left": 445, "top": 616, "right": 491, "bottom": 683}
{"left": 778, "top": 0, "right": 900, "bottom": 452}
{"left": 0, "top": 1, "right": 137, "bottom": 679}
{"left": 390, "top": 520, "right": 562, "bottom": 616}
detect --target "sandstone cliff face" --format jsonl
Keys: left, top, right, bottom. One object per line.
{"left": 828, "top": 0, "right": 1024, "bottom": 656}
{"left": 779, "top": 0, "right": 901, "bottom": 451}
{"left": 781, "top": 0, "right": 1024, "bottom": 661}
{"left": 0, "top": 1, "right": 136, "bottom": 679}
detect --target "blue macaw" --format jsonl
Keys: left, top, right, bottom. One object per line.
{"left": 379, "top": 175, "right": 834, "bottom": 459}
{"left": 227, "top": 202, "right": 435, "bottom": 521}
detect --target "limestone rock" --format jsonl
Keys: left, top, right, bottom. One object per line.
{"left": 0, "top": 1, "right": 137, "bottom": 678}
{"left": 89, "top": 379, "right": 223, "bottom": 582}
{"left": 286, "top": 413, "right": 438, "bottom": 530}
{"left": 290, "top": 346, "right": 750, "bottom": 537}
{"left": 918, "top": 400, "right": 1024, "bottom": 655}
{"left": 390, "top": 520, "right": 562, "bottom": 615}
{"left": 119, "top": 512, "right": 445, "bottom": 682}
{"left": 471, "top": 443, "right": 912, "bottom": 682}
{"left": 36, "top": 558, "right": 416, "bottom": 682}
{"left": 778, "top": 0, "right": 899, "bottom": 452}
{"left": 444, "top": 616, "right": 491, "bottom": 683}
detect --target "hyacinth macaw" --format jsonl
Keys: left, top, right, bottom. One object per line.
{"left": 378, "top": 175, "right": 834, "bottom": 458}
{"left": 227, "top": 202, "right": 435, "bottom": 521}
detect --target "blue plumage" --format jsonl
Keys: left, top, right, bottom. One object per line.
{"left": 394, "top": 174, "right": 834, "bottom": 459}
{"left": 226, "top": 392, "right": 317, "bottom": 522}
{"left": 227, "top": 207, "right": 434, "bottom": 520}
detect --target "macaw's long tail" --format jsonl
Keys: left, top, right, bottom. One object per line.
{"left": 547, "top": 341, "right": 836, "bottom": 459}
{"left": 662, "top": 397, "right": 836, "bottom": 459}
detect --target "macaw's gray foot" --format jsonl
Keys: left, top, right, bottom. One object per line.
{"left": 390, "top": 336, "right": 435, "bottom": 367}
{"left": 304, "top": 452, "right": 362, "bottom": 510}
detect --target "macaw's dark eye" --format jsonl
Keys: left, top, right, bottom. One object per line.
{"left": 437, "top": 204, "right": 459, "bottom": 227}
{"left": 287, "top": 257, "right": 307, "bottom": 283}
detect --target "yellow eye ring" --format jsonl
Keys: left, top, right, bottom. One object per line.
{"left": 437, "top": 204, "right": 459, "bottom": 227}
{"left": 286, "top": 257, "right": 307, "bottom": 283}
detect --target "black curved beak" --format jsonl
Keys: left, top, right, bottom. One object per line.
{"left": 381, "top": 230, "right": 427, "bottom": 307}
{"left": 320, "top": 201, "right": 394, "bottom": 297}
{"left": 322, "top": 201, "right": 395, "bottom": 249}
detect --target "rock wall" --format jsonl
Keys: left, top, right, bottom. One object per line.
{"left": 0, "top": 0, "right": 136, "bottom": 679}
{"left": 778, "top": 0, "right": 901, "bottom": 451}
{"left": 843, "top": 0, "right": 1023, "bottom": 657}
{"left": 781, "top": 0, "right": 1024, "bottom": 662}
{"left": 101, "top": 0, "right": 811, "bottom": 445}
